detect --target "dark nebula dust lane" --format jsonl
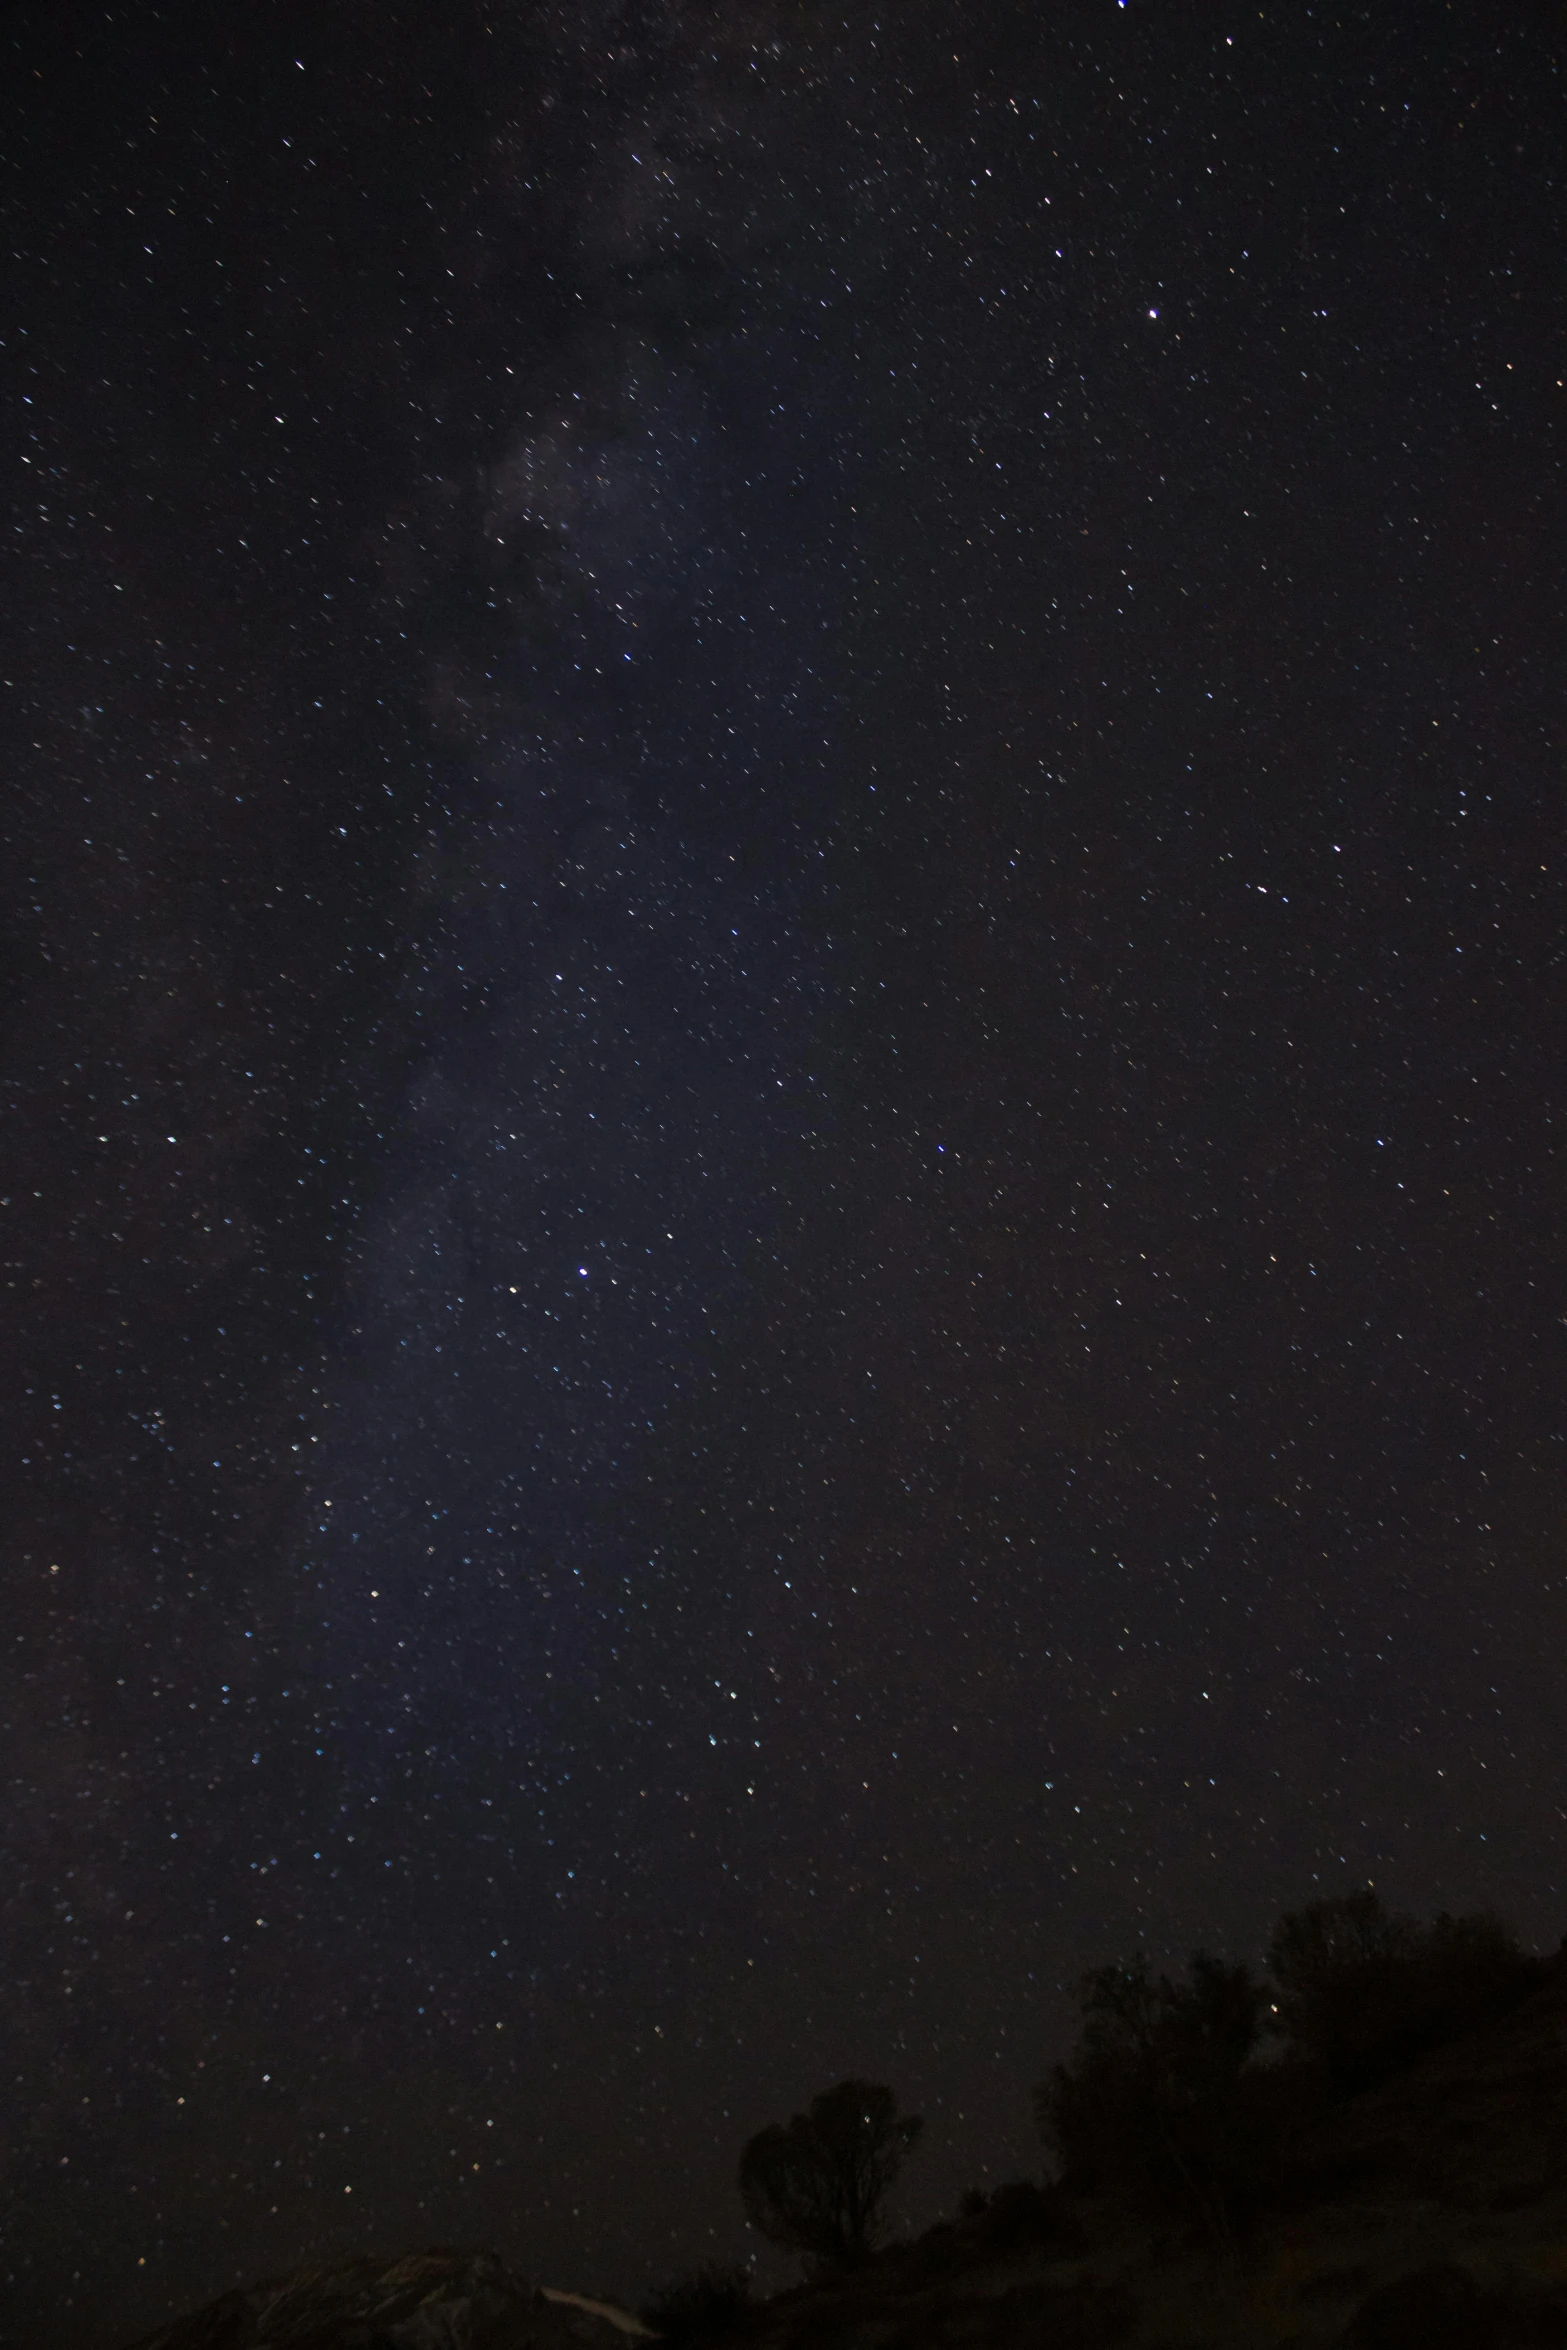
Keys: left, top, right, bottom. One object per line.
{"left": 4, "top": 5, "right": 1565, "bottom": 2343}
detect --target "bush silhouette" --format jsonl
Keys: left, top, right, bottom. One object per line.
{"left": 738, "top": 2079, "right": 922, "bottom": 2272}
{"left": 957, "top": 2179, "right": 1083, "bottom": 2252}
{"left": 1267, "top": 1891, "right": 1544, "bottom": 2095}
{"left": 640, "top": 2263, "right": 753, "bottom": 2344}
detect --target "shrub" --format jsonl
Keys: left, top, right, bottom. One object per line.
{"left": 957, "top": 2179, "right": 1082, "bottom": 2251}
{"left": 640, "top": 2263, "right": 753, "bottom": 2345}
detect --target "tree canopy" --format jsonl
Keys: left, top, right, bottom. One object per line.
{"left": 1033, "top": 1893, "right": 1545, "bottom": 2241}
{"left": 1035, "top": 1951, "right": 1269, "bottom": 2238}
{"left": 738, "top": 2079, "right": 923, "bottom": 2272}
{"left": 1267, "top": 1890, "right": 1543, "bottom": 2094}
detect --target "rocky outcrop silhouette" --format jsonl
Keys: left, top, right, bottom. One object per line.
{"left": 121, "top": 2246, "right": 651, "bottom": 2350}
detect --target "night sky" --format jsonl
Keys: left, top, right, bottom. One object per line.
{"left": 4, "top": 3, "right": 1565, "bottom": 2341}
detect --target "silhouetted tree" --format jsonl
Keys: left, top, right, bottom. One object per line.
{"left": 1267, "top": 1891, "right": 1544, "bottom": 2095}
{"left": 738, "top": 2079, "right": 923, "bottom": 2272}
{"left": 640, "top": 2263, "right": 753, "bottom": 2345}
{"left": 1035, "top": 1951, "right": 1278, "bottom": 2242}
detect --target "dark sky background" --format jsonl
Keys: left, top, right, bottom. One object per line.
{"left": 4, "top": 2, "right": 1565, "bottom": 2341}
